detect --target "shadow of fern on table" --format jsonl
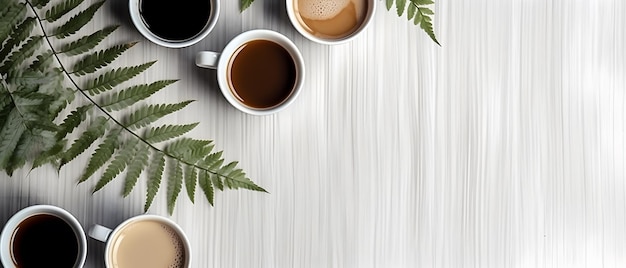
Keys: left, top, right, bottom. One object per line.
{"left": 0, "top": 0, "right": 267, "bottom": 215}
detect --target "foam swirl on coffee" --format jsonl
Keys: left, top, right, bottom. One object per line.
{"left": 299, "top": 0, "right": 350, "bottom": 20}
{"left": 294, "top": 0, "right": 367, "bottom": 39}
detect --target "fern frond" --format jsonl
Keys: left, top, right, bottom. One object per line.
{"left": 221, "top": 167, "right": 267, "bottom": 192}
{"left": 388, "top": 0, "right": 440, "bottom": 46}
{"left": 145, "top": 151, "right": 165, "bottom": 212}
{"left": 59, "top": 116, "right": 107, "bottom": 167}
{"left": 57, "top": 104, "right": 93, "bottom": 139}
{"left": 5, "top": 129, "right": 31, "bottom": 175}
{"left": 30, "top": 0, "right": 53, "bottom": 9}
{"left": 31, "top": 139, "right": 65, "bottom": 169}
{"left": 79, "top": 127, "right": 121, "bottom": 183}
{"left": 45, "top": 0, "right": 85, "bottom": 22}
{"left": 0, "top": 110, "right": 26, "bottom": 170}
{"left": 165, "top": 137, "right": 212, "bottom": 164}
{"left": 0, "top": 17, "right": 36, "bottom": 65}
{"left": 59, "top": 25, "right": 118, "bottom": 56}
{"left": 198, "top": 171, "right": 214, "bottom": 206}
{"left": 166, "top": 159, "right": 183, "bottom": 215}
{"left": 123, "top": 101, "right": 193, "bottom": 130}
{"left": 122, "top": 143, "right": 149, "bottom": 197}
{"left": 52, "top": 0, "right": 105, "bottom": 39}
{"left": 143, "top": 123, "right": 198, "bottom": 144}
{"left": 71, "top": 42, "right": 137, "bottom": 76}
{"left": 0, "top": 36, "right": 43, "bottom": 73}
{"left": 183, "top": 164, "right": 197, "bottom": 203}
{"left": 93, "top": 138, "right": 138, "bottom": 193}
{"left": 240, "top": 0, "right": 254, "bottom": 11}
{"left": 100, "top": 80, "right": 178, "bottom": 112}
{"left": 29, "top": 50, "right": 54, "bottom": 72}
{"left": 0, "top": 2, "right": 26, "bottom": 45}
{"left": 85, "top": 61, "right": 156, "bottom": 95}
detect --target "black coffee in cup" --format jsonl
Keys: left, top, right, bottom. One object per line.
{"left": 11, "top": 214, "right": 79, "bottom": 267}
{"left": 227, "top": 40, "right": 297, "bottom": 109}
{"left": 139, "top": 0, "right": 211, "bottom": 41}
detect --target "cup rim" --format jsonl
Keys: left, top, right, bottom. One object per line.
{"left": 103, "top": 214, "right": 192, "bottom": 268}
{"left": 128, "top": 0, "right": 220, "bottom": 48}
{"left": 216, "top": 29, "right": 305, "bottom": 115}
{"left": 0, "top": 205, "right": 87, "bottom": 268}
{"left": 285, "top": 0, "right": 376, "bottom": 45}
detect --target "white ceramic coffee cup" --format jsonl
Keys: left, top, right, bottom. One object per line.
{"left": 0, "top": 205, "right": 88, "bottom": 268}
{"left": 89, "top": 214, "right": 192, "bottom": 268}
{"left": 195, "top": 29, "right": 305, "bottom": 115}
{"left": 286, "top": 0, "right": 376, "bottom": 45}
{"left": 129, "top": 0, "right": 220, "bottom": 48}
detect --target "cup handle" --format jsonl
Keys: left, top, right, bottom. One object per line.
{"left": 195, "top": 51, "right": 220, "bottom": 69}
{"left": 88, "top": 224, "right": 112, "bottom": 242}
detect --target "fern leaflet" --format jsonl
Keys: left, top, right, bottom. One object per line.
{"left": 122, "top": 143, "right": 149, "bottom": 196}
{"left": 79, "top": 127, "right": 121, "bottom": 182}
{"left": 99, "top": 80, "right": 178, "bottom": 112}
{"left": 45, "top": 0, "right": 85, "bottom": 22}
{"left": 59, "top": 116, "right": 107, "bottom": 167}
{"left": 52, "top": 0, "right": 105, "bottom": 38}
{"left": 59, "top": 25, "right": 118, "bottom": 56}
{"left": 84, "top": 61, "right": 156, "bottom": 95}
{"left": 184, "top": 164, "right": 197, "bottom": 203}
{"left": 145, "top": 151, "right": 165, "bottom": 212}
{"left": 143, "top": 123, "right": 198, "bottom": 144}
{"left": 71, "top": 42, "right": 137, "bottom": 76}
{"left": 93, "top": 138, "right": 138, "bottom": 193}
{"left": 166, "top": 159, "right": 183, "bottom": 215}
{"left": 198, "top": 171, "right": 214, "bottom": 206}
{"left": 123, "top": 101, "right": 193, "bottom": 130}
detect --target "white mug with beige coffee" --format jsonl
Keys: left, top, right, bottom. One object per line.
{"left": 89, "top": 215, "right": 191, "bottom": 268}
{"left": 0, "top": 205, "right": 88, "bottom": 268}
{"left": 286, "top": 0, "right": 376, "bottom": 44}
{"left": 196, "top": 29, "right": 305, "bottom": 115}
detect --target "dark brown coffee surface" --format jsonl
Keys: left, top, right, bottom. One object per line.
{"left": 11, "top": 214, "right": 79, "bottom": 268}
{"left": 228, "top": 40, "right": 297, "bottom": 109}
{"left": 140, "top": 0, "right": 211, "bottom": 41}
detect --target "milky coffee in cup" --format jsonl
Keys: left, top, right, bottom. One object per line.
{"left": 89, "top": 215, "right": 191, "bottom": 268}
{"left": 287, "top": 0, "right": 375, "bottom": 44}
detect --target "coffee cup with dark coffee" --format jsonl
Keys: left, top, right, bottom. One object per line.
{"left": 286, "top": 0, "right": 376, "bottom": 44}
{"left": 0, "top": 205, "right": 88, "bottom": 268}
{"left": 129, "top": 0, "right": 219, "bottom": 48}
{"left": 195, "top": 29, "right": 305, "bottom": 115}
{"left": 89, "top": 214, "right": 191, "bottom": 268}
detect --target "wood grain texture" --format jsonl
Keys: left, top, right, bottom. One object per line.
{"left": 1, "top": 0, "right": 625, "bottom": 267}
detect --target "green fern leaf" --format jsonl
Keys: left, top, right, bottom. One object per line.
{"left": 222, "top": 169, "right": 267, "bottom": 192}
{"left": 385, "top": 0, "right": 393, "bottom": 11}
{"left": 124, "top": 101, "right": 193, "bottom": 130}
{"left": 100, "top": 80, "right": 178, "bottom": 112}
{"left": 59, "top": 25, "right": 118, "bottom": 56}
{"left": 184, "top": 165, "right": 197, "bottom": 203}
{"left": 0, "top": 36, "right": 43, "bottom": 73}
{"left": 415, "top": 6, "right": 439, "bottom": 45}
{"left": 71, "top": 42, "right": 137, "bottom": 76}
{"left": 166, "top": 159, "right": 183, "bottom": 215}
{"left": 165, "top": 137, "right": 212, "bottom": 164}
{"left": 145, "top": 151, "right": 165, "bottom": 212}
{"left": 240, "top": 0, "right": 254, "bottom": 11}
{"left": 32, "top": 139, "right": 66, "bottom": 169}
{"left": 30, "top": 0, "right": 53, "bottom": 8}
{"left": 93, "top": 138, "right": 139, "bottom": 193}
{"left": 53, "top": 0, "right": 105, "bottom": 39}
{"left": 45, "top": 0, "right": 85, "bottom": 22}
{"left": 5, "top": 129, "right": 31, "bottom": 176}
{"left": 0, "top": 110, "right": 26, "bottom": 170}
{"left": 210, "top": 172, "right": 223, "bottom": 191}
{"left": 122, "top": 143, "right": 149, "bottom": 197}
{"left": 29, "top": 50, "right": 55, "bottom": 72}
{"left": 201, "top": 151, "right": 223, "bottom": 170}
{"left": 143, "top": 123, "right": 198, "bottom": 144}
{"left": 414, "top": 0, "right": 434, "bottom": 4}
{"left": 85, "top": 61, "right": 156, "bottom": 95}
{"left": 79, "top": 127, "right": 121, "bottom": 183}
{"left": 396, "top": 0, "right": 406, "bottom": 16}
{"left": 198, "top": 171, "right": 214, "bottom": 206}
{"left": 0, "top": 3, "right": 26, "bottom": 45}
{"left": 59, "top": 116, "right": 108, "bottom": 167}
{"left": 0, "top": 17, "right": 36, "bottom": 64}
{"left": 57, "top": 104, "right": 93, "bottom": 139}
{"left": 6, "top": 128, "right": 55, "bottom": 175}
{"left": 407, "top": 3, "right": 416, "bottom": 20}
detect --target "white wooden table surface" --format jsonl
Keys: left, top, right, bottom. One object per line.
{"left": 1, "top": 0, "right": 625, "bottom": 267}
